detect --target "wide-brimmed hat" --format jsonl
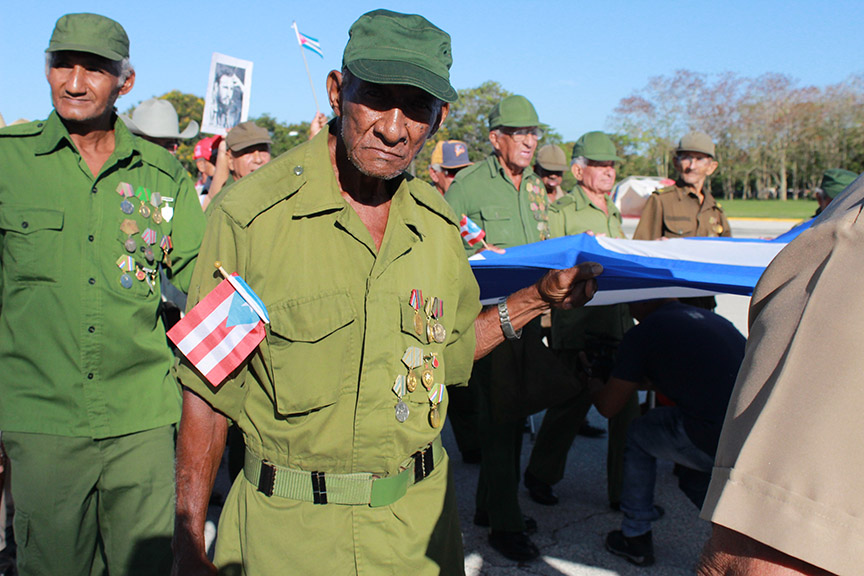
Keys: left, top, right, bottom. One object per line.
{"left": 121, "top": 98, "right": 199, "bottom": 139}
{"left": 343, "top": 9, "right": 457, "bottom": 103}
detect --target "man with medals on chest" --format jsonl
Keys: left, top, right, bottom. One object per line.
{"left": 172, "top": 10, "right": 602, "bottom": 576}
{"left": 0, "top": 13, "right": 205, "bottom": 576}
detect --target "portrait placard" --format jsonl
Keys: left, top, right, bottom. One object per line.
{"left": 202, "top": 53, "right": 253, "bottom": 135}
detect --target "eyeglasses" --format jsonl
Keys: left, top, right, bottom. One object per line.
{"left": 536, "top": 167, "right": 563, "bottom": 178}
{"left": 499, "top": 127, "right": 543, "bottom": 142}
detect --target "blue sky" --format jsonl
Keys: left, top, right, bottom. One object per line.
{"left": 2, "top": 1, "right": 862, "bottom": 141}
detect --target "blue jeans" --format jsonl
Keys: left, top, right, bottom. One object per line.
{"left": 620, "top": 406, "right": 714, "bottom": 537}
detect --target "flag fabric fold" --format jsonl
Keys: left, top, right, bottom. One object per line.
{"left": 459, "top": 214, "right": 486, "bottom": 246}
{"left": 167, "top": 275, "right": 268, "bottom": 387}
{"left": 292, "top": 22, "right": 324, "bottom": 58}
{"left": 468, "top": 232, "right": 799, "bottom": 306}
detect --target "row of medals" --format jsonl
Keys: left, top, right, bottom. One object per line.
{"left": 393, "top": 292, "right": 446, "bottom": 427}
{"left": 115, "top": 182, "right": 173, "bottom": 292}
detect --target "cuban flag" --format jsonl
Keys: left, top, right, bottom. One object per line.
{"left": 459, "top": 214, "right": 486, "bottom": 246}
{"left": 168, "top": 274, "right": 269, "bottom": 387}
{"left": 469, "top": 221, "right": 812, "bottom": 306}
{"left": 292, "top": 22, "right": 324, "bottom": 58}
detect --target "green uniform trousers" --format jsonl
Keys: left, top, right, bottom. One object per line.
{"left": 4, "top": 425, "right": 175, "bottom": 576}
{"left": 526, "top": 350, "right": 640, "bottom": 505}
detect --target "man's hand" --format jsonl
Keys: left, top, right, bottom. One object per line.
{"left": 309, "top": 112, "right": 328, "bottom": 139}
{"left": 537, "top": 262, "right": 603, "bottom": 309}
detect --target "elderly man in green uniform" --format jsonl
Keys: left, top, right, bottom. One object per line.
{"left": 171, "top": 11, "right": 601, "bottom": 576}
{"left": 524, "top": 131, "right": 639, "bottom": 511}
{"left": 633, "top": 131, "right": 731, "bottom": 240}
{"left": 445, "top": 95, "right": 574, "bottom": 561}
{"left": 0, "top": 13, "right": 205, "bottom": 576}
{"left": 813, "top": 168, "right": 857, "bottom": 217}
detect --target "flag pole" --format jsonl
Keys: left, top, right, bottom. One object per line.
{"left": 293, "top": 21, "right": 320, "bottom": 114}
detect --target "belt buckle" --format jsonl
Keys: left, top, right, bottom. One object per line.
{"left": 311, "top": 471, "right": 328, "bottom": 504}
{"left": 258, "top": 461, "right": 276, "bottom": 497}
{"left": 412, "top": 442, "right": 435, "bottom": 483}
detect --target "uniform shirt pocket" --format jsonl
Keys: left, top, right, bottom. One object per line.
{"left": 267, "top": 291, "right": 357, "bottom": 416}
{"left": 0, "top": 206, "right": 64, "bottom": 284}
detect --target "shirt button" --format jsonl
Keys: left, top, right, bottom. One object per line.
{"left": 21, "top": 221, "right": 29, "bottom": 229}
{"left": 88, "top": 235, "right": 95, "bottom": 242}
{"left": 88, "top": 277, "right": 96, "bottom": 285}
{"left": 88, "top": 326, "right": 96, "bottom": 333}
{"left": 91, "top": 186, "right": 98, "bottom": 194}
{"left": 87, "top": 373, "right": 94, "bottom": 380}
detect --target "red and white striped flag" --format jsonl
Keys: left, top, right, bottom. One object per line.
{"left": 459, "top": 214, "right": 486, "bottom": 246}
{"left": 168, "top": 274, "right": 269, "bottom": 387}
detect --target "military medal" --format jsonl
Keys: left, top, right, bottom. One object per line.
{"left": 392, "top": 375, "right": 410, "bottom": 423}
{"left": 410, "top": 289, "right": 424, "bottom": 336}
{"left": 120, "top": 199, "right": 135, "bottom": 214}
{"left": 138, "top": 202, "right": 151, "bottom": 219}
{"left": 160, "top": 235, "right": 173, "bottom": 269}
{"left": 424, "top": 297, "right": 446, "bottom": 344}
{"left": 427, "top": 383, "right": 444, "bottom": 429}
{"left": 160, "top": 196, "right": 175, "bottom": 222}
{"left": 116, "top": 182, "right": 134, "bottom": 198}
{"left": 120, "top": 219, "right": 139, "bottom": 253}
{"left": 402, "top": 346, "right": 423, "bottom": 393}
{"left": 120, "top": 274, "right": 133, "bottom": 289}
{"left": 142, "top": 228, "right": 157, "bottom": 263}
{"left": 149, "top": 193, "right": 163, "bottom": 223}
{"left": 152, "top": 210, "right": 163, "bottom": 224}
{"left": 421, "top": 356, "right": 435, "bottom": 391}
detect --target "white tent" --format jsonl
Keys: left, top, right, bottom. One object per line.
{"left": 612, "top": 176, "right": 675, "bottom": 218}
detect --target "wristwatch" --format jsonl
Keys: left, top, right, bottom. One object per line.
{"left": 497, "top": 297, "right": 522, "bottom": 340}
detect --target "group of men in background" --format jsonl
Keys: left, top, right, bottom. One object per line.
{"left": 1, "top": 8, "right": 862, "bottom": 576}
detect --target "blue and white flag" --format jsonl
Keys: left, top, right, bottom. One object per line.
{"left": 469, "top": 223, "right": 811, "bottom": 306}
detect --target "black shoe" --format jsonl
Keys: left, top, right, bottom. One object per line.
{"left": 524, "top": 470, "right": 559, "bottom": 505}
{"left": 473, "top": 511, "right": 537, "bottom": 534}
{"left": 606, "top": 530, "right": 654, "bottom": 566}
{"left": 578, "top": 421, "right": 606, "bottom": 438}
{"left": 489, "top": 530, "right": 540, "bottom": 562}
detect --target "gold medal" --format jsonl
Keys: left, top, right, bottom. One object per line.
{"left": 139, "top": 202, "right": 151, "bottom": 218}
{"left": 406, "top": 369, "right": 418, "bottom": 393}
{"left": 413, "top": 311, "right": 424, "bottom": 336}
{"left": 421, "top": 365, "right": 434, "bottom": 390}
{"left": 429, "top": 405, "right": 441, "bottom": 428}
{"left": 714, "top": 225, "right": 724, "bottom": 234}
{"left": 152, "top": 210, "right": 163, "bottom": 224}
{"left": 426, "top": 323, "right": 435, "bottom": 344}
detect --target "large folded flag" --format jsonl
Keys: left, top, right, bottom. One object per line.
{"left": 469, "top": 232, "right": 799, "bottom": 306}
{"left": 459, "top": 214, "right": 486, "bottom": 246}
{"left": 168, "top": 274, "right": 269, "bottom": 387}
{"left": 292, "top": 22, "right": 323, "bottom": 58}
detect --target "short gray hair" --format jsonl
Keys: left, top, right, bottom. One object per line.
{"left": 45, "top": 53, "right": 134, "bottom": 87}
{"left": 571, "top": 155, "right": 588, "bottom": 168}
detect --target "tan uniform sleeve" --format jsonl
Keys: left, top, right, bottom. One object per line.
{"left": 633, "top": 193, "right": 664, "bottom": 240}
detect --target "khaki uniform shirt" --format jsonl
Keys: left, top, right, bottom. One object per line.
{"left": 548, "top": 185, "right": 632, "bottom": 350}
{"left": 175, "top": 128, "right": 481, "bottom": 575}
{"left": 700, "top": 176, "right": 864, "bottom": 576}
{"left": 445, "top": 154, "right": 550, "bottom": 251}
{"left": 0, "top": 112, "right": 205, "bottom": 438}
{"left": 633, "top": 183, "right": 731, "bottom": 239}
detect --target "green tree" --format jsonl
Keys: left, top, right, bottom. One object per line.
{"left": 250, "top": 113, "right": 319, "bottom": 157}
{"left": 161, "top": 91, "right": 204, "bottom": 174}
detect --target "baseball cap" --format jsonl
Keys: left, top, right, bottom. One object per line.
{"left": 820, "top": 168, "right": 858, "bottom": 199}
{"left": 488, "top": 95, "right": 539, "bottom": 130}
{"left": 536, "top": 145, "right": 568, "bottom": 172}
{"left": 677, "top": 131, "right": 715, "bottom": 158}
{"left": 194, "top": 135, "right": 221, "bottom": 161}
{"left": 226, "top": 121, "right": 272, "bottom": 153}
{"left": 343, "top": 10, "right": 457, "bottom": 103}
{"left": 571, "top": 131, "right": 622, "bottom": 163}
{"left": 46, "top": 13, "right": 129, "bottom": 61}
{"left": 433, "top": 140, "right": 471, "bottom": 169}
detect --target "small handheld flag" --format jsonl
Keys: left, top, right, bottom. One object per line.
{"left": 459, "top": 214, "right": 486, "bottom": 247}
{"left": 292, "top": 21, "right": 323, "bottom": 113}
{"left": 167, "top": 264, "right": 269, "bottom": 387}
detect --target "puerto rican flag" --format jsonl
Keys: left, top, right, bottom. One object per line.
{"left": 292, "top": 22, "right": 324, "bottom": 58}
{"left": 459, "top": 214, "right": 486, "bottom": 246}
{"left": 168, "top": 274, "right": 269, "bottom": 387}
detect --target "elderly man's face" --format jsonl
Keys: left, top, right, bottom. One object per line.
{"left": 49, "top": 51, "right": 133, "bottom": 126}
{"left": 328, "top": 72, "right": 447, "bottom": 180}
{"left": 228, "top": 144, "right": 271, "bottom": 179}
{"left": 490, "top": 127, "right": 540, "bottom": 174}
{"left": 674, "top": 152, "right": 718, "bottom": 189}
{"left": 574, "top": 160, "right": 617, "bottom": 195}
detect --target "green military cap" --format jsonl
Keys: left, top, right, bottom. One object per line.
{"left": 488, "top": 95, "right": 539, "bottom": 130}
{"left": 820, "top": 168, "right": 858, "bottom": 199}
{"left": 226, "top": 121, "right": 272, "bottom": 153}
{"left": 536, "top": 145, "right": 568, "bottom": 171}
{"left": 677, "top": 131, "right": 715, "bottom": 158}
{"left": 46, "top": 13, "right": 129, "bottom": 61}
{"left": 343, "top": 9, "right": 457, "bottom": 103}
{"left": 571, "top": 131, "right": 622, "bottom": 162}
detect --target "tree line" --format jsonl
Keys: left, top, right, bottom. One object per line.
{"left": 138, "top": 69, "right": 864, "bottom": 200}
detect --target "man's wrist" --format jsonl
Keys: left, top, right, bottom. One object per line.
{"left": 497, "top": 297, "right": 522, "bottom": 340}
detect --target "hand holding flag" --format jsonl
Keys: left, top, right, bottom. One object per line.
{"left": 167, "top": 262, "right": 269, "bottom": 388}
{"left": 459, "top": 214, "right": 502, "bottom": 252}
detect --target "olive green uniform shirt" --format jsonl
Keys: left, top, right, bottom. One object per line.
{"left": 632, "top": 183, "right": 731, "bottom": 240}
{"left": 0, "top": 112, "right": 205, "bottom": 438}
{"left": 175, "top": 127, "right": 481, "bottom": 575}
{"left": 547, "top": 185, "right": 632, "bottom": 350}
{"left": 445, "top": 154, "right": 550, "bottom": 252}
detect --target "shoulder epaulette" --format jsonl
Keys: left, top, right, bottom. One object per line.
{"left": 654, "top": 185, "right": 676, "bottom": 195}
{"left": 0, "top": 119, "right": 46, "bottom": 138}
